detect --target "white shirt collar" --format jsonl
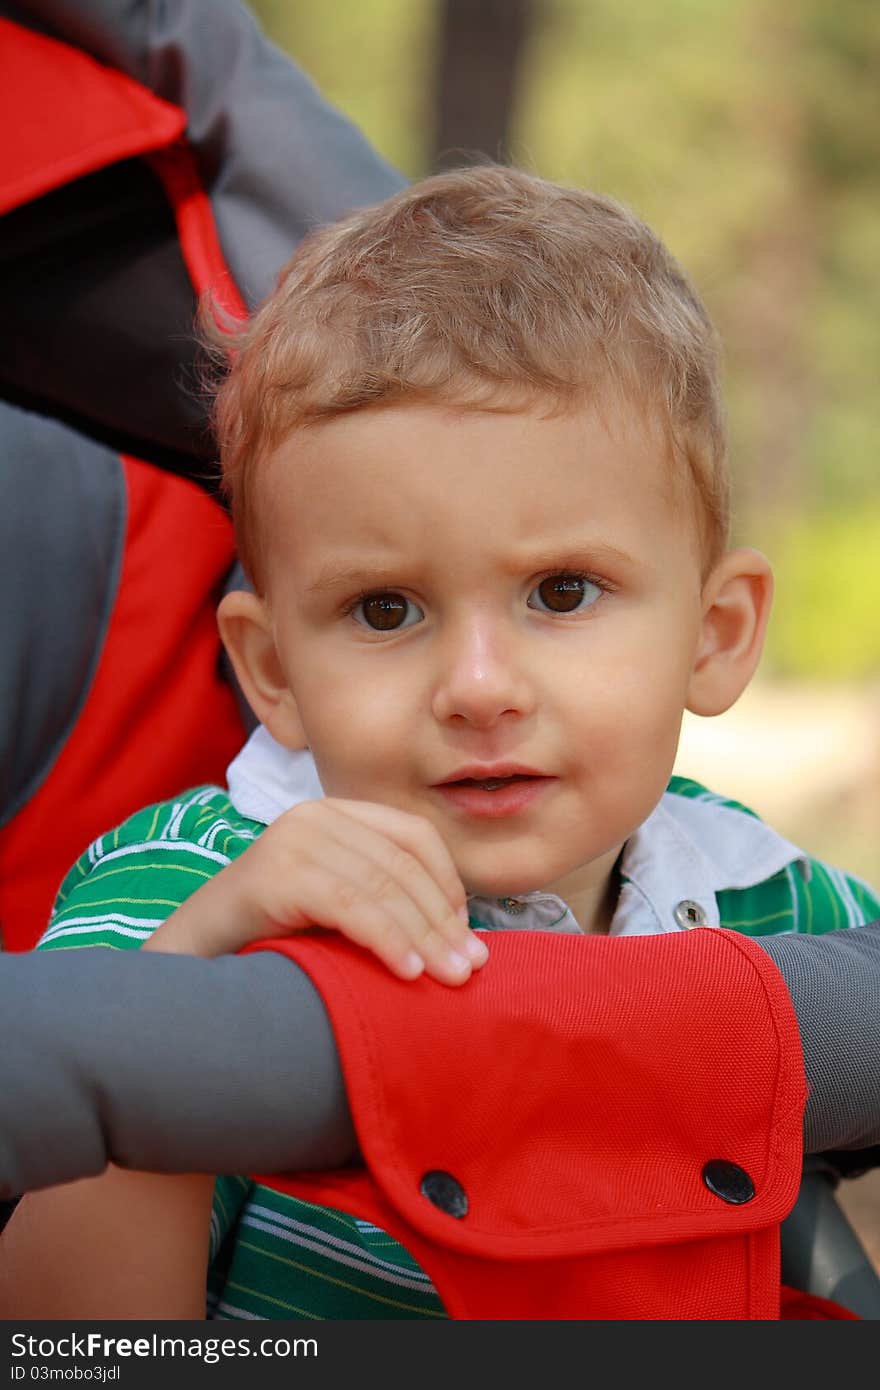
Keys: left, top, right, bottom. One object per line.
{"left": 226, "top": 726, "right": 807, "bottom": 939}
{"left": 227, "top": 725, "right": 324, "bottom": 825}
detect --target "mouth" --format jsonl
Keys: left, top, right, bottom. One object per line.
{"left": 445, "top": 774, "right": 539, "bottom": 791}
{"left": 431, "top": 768, "right": 554, "bottom": 819}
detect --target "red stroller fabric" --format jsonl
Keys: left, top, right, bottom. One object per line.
{"left": 246, "top": 927, "right": 846, "bottom": 1319}
{"left": 0, "top": 19, "right": 247, "bottom": 948}
{"left": 0, "top": 460, "right": 243, "bottom": 952}
{"left": 0, "top": 18, "right": 185, "bottom": 214}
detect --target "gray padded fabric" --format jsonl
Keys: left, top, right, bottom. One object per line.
{"left": 0, "top": 402, "right": 124, "bottom": 826}
{"left": 761, "top": 922, "right": 880, "bottom": 1154}
{"left": 1, "top": 927, "right": 879, "bottom": 1199}
{"left": 5, "top": 0, "right": 406, "bottom": 309}
{"left": 0, "top": 949, "right": 355, "bottom": 1199}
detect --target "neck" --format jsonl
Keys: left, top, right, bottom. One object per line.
{"left": 544, "top": 843, "right": 623, "bottom": 934}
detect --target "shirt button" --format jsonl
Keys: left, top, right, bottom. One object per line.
{"left": 702, "top": 1159, "right": 756, "bottom": 1205}
{"left": 500, "top": 897, "right": 527, "bottom": 916}
{"left": 420, "top": 1170, "right": 469, "bottom": 1219}
{"left": 674, "top": 899, "right": 708, "bottom": 929}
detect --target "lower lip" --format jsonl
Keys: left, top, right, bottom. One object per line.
{"left": 432, "top": 777, "right": 554, "bottom": 819}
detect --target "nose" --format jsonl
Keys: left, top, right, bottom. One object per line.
{"left": 431, "top": 613, "right": 535, "bottom": 729}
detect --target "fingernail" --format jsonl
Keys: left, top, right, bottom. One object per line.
{"left": 463, "top": 934, "right": 489, "bottom": 964}
{"left": 402, "top": 951, "right": 425, "bottom": 979}
{"left": 446, "top": 950, "right": 471, "bottom": 974}
{"left": 457, "top": 905, "right": 470, "bottom": 923}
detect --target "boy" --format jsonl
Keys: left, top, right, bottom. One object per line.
{"left": 4, "top": 166, "right": 879, "bottom": 1319}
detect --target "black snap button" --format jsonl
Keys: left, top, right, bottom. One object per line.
{"left": 702, "top": 1159, "right": 755, "bottom": 1205}
{"left": 420, "top": 1169, "right": 468, "bottom": 1219}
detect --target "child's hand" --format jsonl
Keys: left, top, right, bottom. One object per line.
{"left": 144, "top": 799, "right": 488, "bottom": 985}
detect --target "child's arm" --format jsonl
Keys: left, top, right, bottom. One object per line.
{"left": 0, "top": 1166, "right": 213, "bottom": 1319}
{"left": 144, "top": 797, "right": 489, "bottom": 983}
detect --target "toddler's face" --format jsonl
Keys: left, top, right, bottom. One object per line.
{"left": 259, "top": 399, "right": 709, "bottom": 930}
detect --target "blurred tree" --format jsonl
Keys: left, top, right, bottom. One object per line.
{"left": 716, "top": 5, "right": 819, "bottom": 522}
{"left": 249, "top": 0, "right": 435, "bottom": 176}
{"left": 431, "top": 0, "right": 535, "bottom": 169}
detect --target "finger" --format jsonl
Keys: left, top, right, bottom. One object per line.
{"left": 275, "top": 807, "right": 486, "bottom": 983}
{"left": 324, "top": 800, "right": 487, "bottom": 967}
{"left": 282, "top": 844, "right": 469, "bottom": 985}
{"left": 323, "top": 800, "right": 466, "bottom": 915}
{"left": 325, "top": 800, "right": 472, "bottom": 924}
{"left": 308, "top": 808, "right": 486, "bottom": 981}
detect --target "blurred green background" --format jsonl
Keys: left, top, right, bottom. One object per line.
{"left": 251, "top": 0, "right": 880, "bottom": 882}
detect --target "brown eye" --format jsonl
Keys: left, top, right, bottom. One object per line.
{"left": 528, "top": 574, "right": 600, "bottom": 614}
{"left": 354, "top": 593, "right": 422, "bottom": 631}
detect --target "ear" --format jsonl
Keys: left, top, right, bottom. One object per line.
{"left": 217, "top": 590, "right": 307, "bottom": 749}
{"left": 686, "top": 548, "right": 774, "bottom": 717}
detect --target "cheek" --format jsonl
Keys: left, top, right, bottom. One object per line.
{"left": 565, "top": 642, "right": 691, "bottom": 774}
{"left": 571, "top": 680, "right": 685, "bottom": 836}
{"left": 605, "top": 616, "right": 699, "bottom": 714}
{"left": 294, "top": 672, "right": 408, "bottom": 793}
{"left": 616, "top": 679, "right": 689, "bottom": 760}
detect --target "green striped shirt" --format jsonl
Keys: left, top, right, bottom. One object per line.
{"left": 39, "top": 780, "right": 880, "bottom": 1320}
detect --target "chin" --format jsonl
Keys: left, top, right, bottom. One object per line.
{"left": 462, "top": 864, "right": 553, "bottom": 900}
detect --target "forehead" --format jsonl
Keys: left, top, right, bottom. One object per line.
{"left": 259, "top": 398, "right": 700, "bottom": 577}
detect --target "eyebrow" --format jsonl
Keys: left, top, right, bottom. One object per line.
{"left": 498, "top": 541, "right": 639, "bottom": 575}
{"left": 304, "top": 542, "right": 639, "bottom": 595}
{"left": 304, "top": 562, "right": 407, "bottom": 595}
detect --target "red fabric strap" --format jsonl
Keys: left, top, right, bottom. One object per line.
{"left": 0, "top": 19, "right": 185, "bottom": 215}
{"left": 0, "top": 26, "right": 248, "bottom": 949}
{"left": 147, "top": 144, "right": 248, "bottom": 320}
{"left": 780, "top": 1287, "right": 860, "bottom": 1320}
{"left": 0, "top": 462, "right": 243, "bottom": 951}
{"left": 249, "top": 928, "right": 811, "bottom": 1319}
